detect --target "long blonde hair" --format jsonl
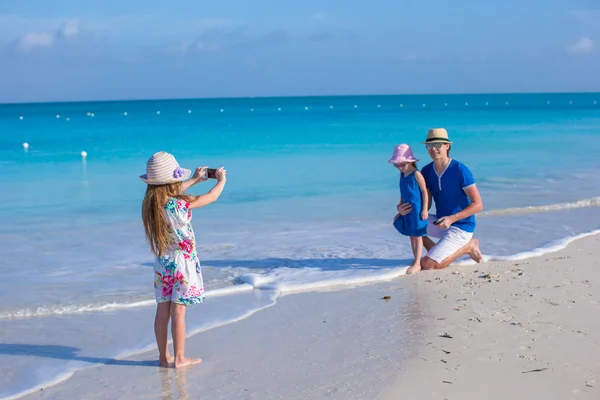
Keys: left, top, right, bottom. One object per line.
{"left": 142, "top": 182, "right": 194, "bottom": 257}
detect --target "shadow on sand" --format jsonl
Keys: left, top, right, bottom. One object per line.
{"left": 143, "top": 256, "right": 411, "bottom": 271}
{"left": 0, "top": 344, "right": 156, "bottom": 367}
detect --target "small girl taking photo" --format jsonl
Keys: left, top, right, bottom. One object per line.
{"left": 140, "top": 151, "right": 226, "bottom": 368}
{"left": 389, "top": 144, "right": 429, "bottom": 274}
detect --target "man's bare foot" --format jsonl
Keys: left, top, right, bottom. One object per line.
{"left": 174, "top": 357, "right": 202, "bottom": 369}
{"left": 406, "top": 264, "right": 422, "bottom": 275}
{"left": 159, "top": 356, "right": 174, "bottom": 368}
{"left": 469, "top": 239, "right": 483, "bottom": 263}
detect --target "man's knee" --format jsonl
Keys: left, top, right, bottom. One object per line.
{"left": 421, "top": 256, "right": 438, "bottom": 270}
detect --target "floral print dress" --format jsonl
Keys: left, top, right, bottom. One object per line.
{"left": 154, "top": 198, "right": 205, "bottom": 305}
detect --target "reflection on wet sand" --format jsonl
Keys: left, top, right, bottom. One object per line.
{"left": 159, "top": 367, "right": 190, "bottom": 400}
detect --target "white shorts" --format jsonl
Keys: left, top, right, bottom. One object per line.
{"left": 425, "top": 216, "right": 473, "bottom": 264}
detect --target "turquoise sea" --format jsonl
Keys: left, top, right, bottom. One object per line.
{"left": 1, "top": 93, "right": 600, "bottom": 399}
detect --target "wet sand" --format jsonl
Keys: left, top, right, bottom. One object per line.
{"left": 20, "top": 234, "right": 600, "bottom": 400}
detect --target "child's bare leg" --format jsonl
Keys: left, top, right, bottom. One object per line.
{"left": 171, "top": 302, "right": 202, "bottom": 368}
{"left": 423, "top": 236, "right": 436, "bottom": 251}
{"left": 406, "top": 236, "right": 423, "bottom": 275}
{"left": 155, "top": 302, "right": 173, "bottom": 367}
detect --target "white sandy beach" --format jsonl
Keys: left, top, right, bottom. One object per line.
{"left": 19, "top": 234, "right": 600, "bottom": 400}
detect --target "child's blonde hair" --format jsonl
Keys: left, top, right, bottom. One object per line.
{"left": 142, "top": 182, "right": 194, "bottom": 257}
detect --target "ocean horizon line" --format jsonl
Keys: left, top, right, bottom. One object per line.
{"left": 2, "top": 90, "right": 600, "bottom": 107}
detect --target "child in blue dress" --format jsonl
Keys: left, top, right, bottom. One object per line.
{"left": 389, "top": 144, "right": 429, "bottom": 274}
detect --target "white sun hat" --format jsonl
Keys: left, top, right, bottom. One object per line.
{"left": 139, "top": 151, "right": 192, "bottom": 185}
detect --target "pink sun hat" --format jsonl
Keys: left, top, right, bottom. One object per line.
{"left": 388, "top": 144, "right": 419, "bottom": 164}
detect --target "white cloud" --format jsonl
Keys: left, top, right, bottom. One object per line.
{"left": 168, "top": 28, "right": 289, "bottom": 54}
{"left": 1, "top": 15, "right": 233, "bottom": 52}
{"left": 311, "top": 13, "right": 328, "bottom": 20}
{"left": 568, "top": 37, "right": 594, "bottom": 54}
{"left": 58, "top": 20, "right": 80, "bottom": 39}
{"left": 167, "top": 37, "right": 226, "bottom": 54}
{"left": 569, "top": 9, "right": 600, "bottom": 21}
{"left": 168, "top": 42, "right": 192, "bottom": 53}
{"left": 13, "top": 19, "right": 81, "bottom": 54}
{"left": 168, "top": 29, "right": 232, "bottom": 54}
{"left": 195, "top": 41, "right": 222, "bottom": 52}
{"left": 16, "top": 33, "right": 54, "bottom": 53}
{"left": 0, "top": 15, "right": 64, "bottom": 40}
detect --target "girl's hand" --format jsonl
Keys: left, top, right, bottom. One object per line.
{"left": 192, "top": 166, "right": 209, "bottom": 184}
{"left": 215, "top": 167, "right": 227, "bottom": 182}
{"left": 421, "top": 210, "right": 428, "bottom": 221}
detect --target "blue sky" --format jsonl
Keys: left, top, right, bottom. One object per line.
{"left": 1, "top": 0, "right": 599, "bottom": 103}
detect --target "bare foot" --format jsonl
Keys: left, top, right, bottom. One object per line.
{"left": 174, "top": 357, "right": 202, "bottom": 369}
{"left": 469, "top": 239, "right": 483, "bottom": 263}
{"left": 406, "top": 264, "right": 422, "bottom": 275}
{"left": 159, "top": 356, "right": 174, "bottom": 368}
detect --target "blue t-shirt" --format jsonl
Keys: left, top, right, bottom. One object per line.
{"left": 421, "top": 159, "right": 476, "bottom": 232}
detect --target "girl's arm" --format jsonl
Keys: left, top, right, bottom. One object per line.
{"left": 181, "top": 167, "right": 208, "bottom": 192}
{"left": 414, "top": 171, "right": 429, "bottom": 219}
{"left": 189, "top": 168, "right": 227, "bottom": 209}
{"left": 427, "top": 189, "right": 432, "bottom": 211}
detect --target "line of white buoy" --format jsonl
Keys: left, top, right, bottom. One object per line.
{"left": 14, "top": 100, "right": 600, "bottom": 123}
{"left": 21, "top": 142, "right": 88, "bottom": 159}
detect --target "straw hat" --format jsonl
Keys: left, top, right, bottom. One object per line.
{"left": 422, "top": 128, "right": 453, "bottom": 144}
{"left": 388, "top": 144, "right": 419, "bottom": 164}
{"left": 139, "top": 151, "right": 192, "bottom": 185}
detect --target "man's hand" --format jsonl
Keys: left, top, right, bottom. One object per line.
{"left": 396, "top": 203, "right": 412, "bottom": 216}
{"left": 435, "top": 215, "right": 455, "bottom": 230}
